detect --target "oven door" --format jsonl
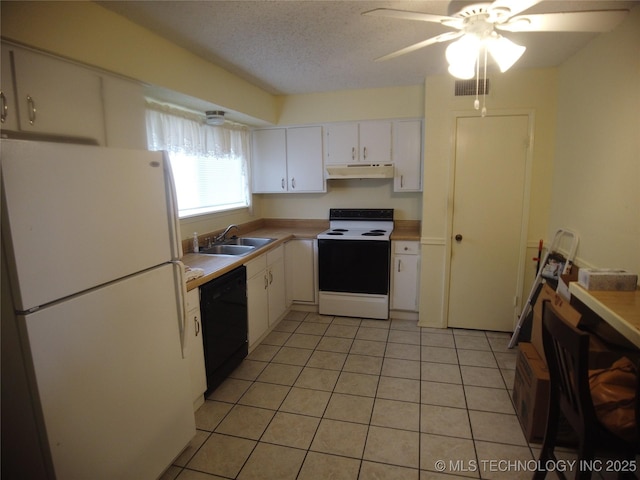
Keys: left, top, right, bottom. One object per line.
{"left": 318, "top": 239, "right": 390, "bottom": 295}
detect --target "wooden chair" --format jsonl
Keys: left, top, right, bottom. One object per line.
{"left": 533, "top": 299, "right": 638, "bottom": 480}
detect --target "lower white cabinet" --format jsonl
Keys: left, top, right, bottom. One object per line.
{"left": 186, "top": 288, "right": 207, "bottom": 410}
{"left": 246, "top": 245, "right": 287, "bottom": 347}
{"left": 391, "top": 241, "right": 420, "bottom": 312}
{"left": 285, "top": 238, "right": 317, "bottom": 304}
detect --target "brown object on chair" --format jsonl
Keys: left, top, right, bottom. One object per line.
{"left": 533, "top": 300, "right": 639, "bottom": 480}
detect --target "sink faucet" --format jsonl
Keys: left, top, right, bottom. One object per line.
{"left": 215, "top": 224, "right": 239, "bottom": 243}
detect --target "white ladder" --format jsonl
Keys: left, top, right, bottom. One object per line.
{"left": 508, "top": 228, "right": 579, "bottom": 348}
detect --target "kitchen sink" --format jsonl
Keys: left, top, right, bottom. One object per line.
{"left": 197, "top": 237, "right": 275, "bottom": 256}
{"left": 198, "top": 244, "right": 255, "bottom": 256}
{"left": 225, "top": 237, "right": 275, "bottom": 248}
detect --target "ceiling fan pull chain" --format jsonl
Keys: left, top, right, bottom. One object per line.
{"left": 474, "top": 49, "right": 480, "bottom": 111}
{"left": 481, "top": 47, "right": 488, "bottom": 117}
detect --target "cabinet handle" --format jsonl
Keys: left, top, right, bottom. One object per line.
{"left": 264, "top": 275, "right": 268, "bottom": 289}
{"left": 281, "top": 178, "right": 285, "bottom": 190}
{"left": 27, "top": 95, "right": 36, "bottom": 125}
{"left": 397, "top": 259, "right": 402, "bottom": 273}
{"left": 291, "top": 177, "right": 296, "bottom": 189}
{"left": 351, "top": 147, "right": 356, "bottom": 161}
{"left": 363, "top": 146, "right": 367, "bottom": 160}
{"left": 400, "top": 175, "right": 404, "bottom": 188}
{"left": 0, "top": 91, "right": 7, "bottom": 123}
{"left": 194, "top": 316, "right": 200, "bottom": 336}
{"left": 269, "top": 270, "right": 273, "bottom": 285}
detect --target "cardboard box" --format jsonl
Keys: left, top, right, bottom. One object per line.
{"left": 578, "top": 269, "right": 638, "bottom": 291}
{"left": 557, "top": 266, "right": 579, "bottom": 301}
{"left": 513, "top": 342, "right": 550, "bottom": 443}
{"left": 531, "top": 283, "right": 582, "bottom": 365}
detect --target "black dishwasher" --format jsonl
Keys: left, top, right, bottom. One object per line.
{"left": 199, "top": 266, "right": 248, "bottom": 394}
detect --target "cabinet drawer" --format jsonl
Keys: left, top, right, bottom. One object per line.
{"left": 186, "top": 288, "right": 200, "bottom": 311}
{"left": 245, "top": 254, "right": 267, "bottom": 278}
{"left": 394, "top": 241, "right": 420, "bottom": 255}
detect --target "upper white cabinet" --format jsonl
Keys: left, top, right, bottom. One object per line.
{"left": 1, "top": 44, "right": 18, "bottom": 131}
{"left": 101, "top": 76, "right": 147, "bottom": 149}
{"left": 286, "top": 126, "right": 325, "bottom": 192}
{"left": 252, "top": 128, "right": 287, "bottom": 193}
{"left": 2, "top": 43, "right": 147, "bottom": 149}
{"left": 252, "top": 126, "right": 324, "bottom": 193}
{"left": 393, "top": 119, "right": 423, "bottom": 192}
{"left": 10, "top": 46, "right": 106, "bottom": 144}
{"left": 325, "top": 121, "right": 392, "bottom": 165}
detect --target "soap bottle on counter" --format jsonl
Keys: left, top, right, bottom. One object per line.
{"left": 193, "top": 232, "right": 199, "bottom": 253}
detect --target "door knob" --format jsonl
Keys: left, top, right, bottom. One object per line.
{"left": 455, "top": 234, "right": 463, "bottom": 242}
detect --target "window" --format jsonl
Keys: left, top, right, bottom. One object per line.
{"left": 146, "top": 102, "right": 250, "bottom": 218}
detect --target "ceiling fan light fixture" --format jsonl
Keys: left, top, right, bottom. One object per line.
{"left": 445, "top": 35, "right": 480, "bottom": 79}
{"left": 487, "top": 35, "right": 526, "bottom": 72}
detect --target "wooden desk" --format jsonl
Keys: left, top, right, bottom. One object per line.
{"left": 569, "top": 282, "right": 640, "bottom": 348}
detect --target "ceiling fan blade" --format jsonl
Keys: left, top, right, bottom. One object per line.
{"left": 362, "top": 8, "right": 460, "bottom": 27}
{"left": 374, "top": 31, "right": 463, "bottom": 62}
{"left": 489, "top": 0, "right": 542, "bottom": 20}
{"left": 497, "top": 10, "right": 629, "bottom": 32}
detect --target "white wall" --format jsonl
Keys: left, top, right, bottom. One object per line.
{"left": 259, "top": 179, "right": 421, "bottom": 220}
{"left": 549, "top": 6, "right": 640, "bottom": 275}
{"left": 0, "top": 1, "right": 278, "bottom": 124}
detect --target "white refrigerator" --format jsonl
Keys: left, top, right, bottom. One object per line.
{"left": 1, "top": 140, "right": 196, "bottom": 479}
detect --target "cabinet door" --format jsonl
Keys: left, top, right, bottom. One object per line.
{"left": 102, "top": 76, "right": 147, "bottom": 149}
{"left": 285, "top": 239, "right": 316, "bottom": 303}
{"left": 187, "top": 306, "right": 207, "bottom": 409}
{"left": 1, "top": 44, "right": 18, "bottom": 131}
{"left": 267, "top": 247, "right": 287, "bottom": 325}
{"left": 325, "top": 123, "right": 358, "bottom": 165}
{"left": 359, "top": 121, "right": 392, "bottom": 164}
{"left": 393, "top": 120, "right": 423, "bottom": 192}
{"left": 286, "top": 126, "right": 325, "bottom": 192}
{"left": 252, "top": 129, "right": 287, "bottom": 193}
{"left": 12, "top": 47, "right": 105, "bottom": 144}
{"left": 391, "top": 254, "right": 420, "bottom": 312}
{"left": 247, "top": 269, "right": 269, "bottom": 347}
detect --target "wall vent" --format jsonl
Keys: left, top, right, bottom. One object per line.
{"left": 455, "top": 79, "right": 490, "bottom": 96}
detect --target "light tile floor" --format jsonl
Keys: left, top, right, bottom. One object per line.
{"left": 160, "top": 310, "right": 600, "bottom": 480}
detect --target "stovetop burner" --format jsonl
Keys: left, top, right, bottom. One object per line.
{"left": 317, "top": 208, "right": 394, "bottom": 241}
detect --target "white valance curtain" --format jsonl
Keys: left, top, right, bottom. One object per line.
{"left": 145, "top": 101, "right": 251, "bottom": 217}
{"left": 145, "top": 101, "right": 250, "bottom": 159}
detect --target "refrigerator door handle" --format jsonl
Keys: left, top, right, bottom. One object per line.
{"left": 162, "top": 152, "right": 184, "bottom": 260}
{"left": 172, "top": 260, "right": 190, "bottom": 359}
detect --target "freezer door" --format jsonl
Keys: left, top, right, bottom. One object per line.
{"left": 1, "top": 140, "right": 180, "bottom": 311}
{"left": 18, "top": 264, "right": 195, "bottom": 480}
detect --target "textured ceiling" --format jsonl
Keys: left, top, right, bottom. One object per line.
{"left": 98, "top": 0, "right": 638, "bottom": 95}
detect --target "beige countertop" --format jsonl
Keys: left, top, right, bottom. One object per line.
{"left": 569, "top": 282, "right": 640, "bottom": 348}
{"left": 183, "top": 225, "right": 325, "bottom": 290}
{"left": 182, "top": 219, "right": 421, "bottom": 290}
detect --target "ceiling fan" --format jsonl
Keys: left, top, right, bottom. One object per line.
{"left": 363, "top": 0, "right": 630, "bottom": 78}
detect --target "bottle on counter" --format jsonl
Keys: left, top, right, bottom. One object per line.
{"left": 193, "top": 232, "right": 199, "bottom": 253}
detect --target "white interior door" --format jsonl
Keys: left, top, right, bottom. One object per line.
{"left": 447, "top": 114, "right": 531, "bottom": 331}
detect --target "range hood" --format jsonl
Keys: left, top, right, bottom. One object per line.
{"left": 326, "top": 164, "right": 394, "bottom": 179}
